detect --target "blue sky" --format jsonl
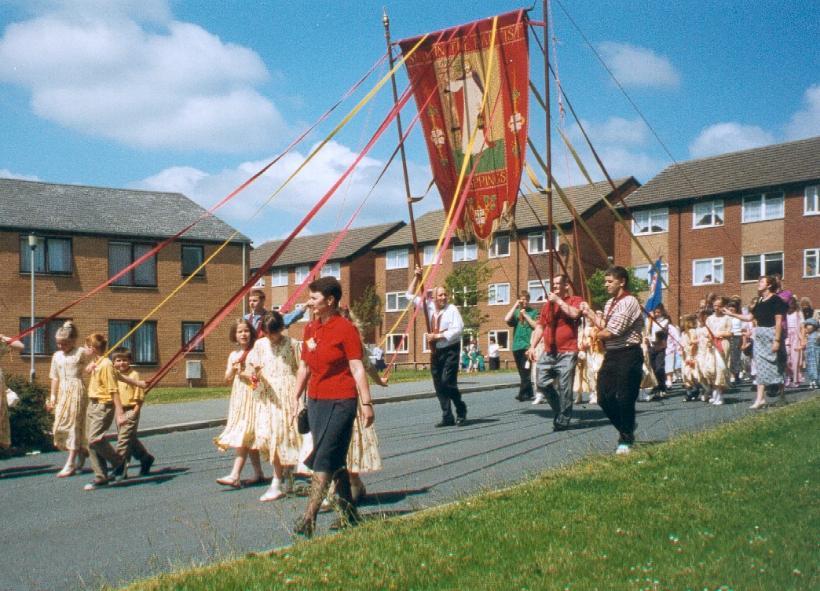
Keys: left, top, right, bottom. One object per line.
{"left": 1, "top": 0, "right": 817, "bottom": 245}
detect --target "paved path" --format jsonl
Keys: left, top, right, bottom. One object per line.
{"left": 0, "top": 380, "right": 815, "bottom": 591}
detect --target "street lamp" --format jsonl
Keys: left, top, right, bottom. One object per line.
{"left": 28, "top": 233, "right": 39, "bottom": 383}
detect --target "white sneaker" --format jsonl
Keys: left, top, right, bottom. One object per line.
{"left": 531, "top": 393, "right": 546, "bottom": 405}
{"left": 615, "top": 444, "right": 632, "bottom": 455}
{"left": 711, "top": 399, "right": 724, "bottom": 406}
{"left": 259, "top": 480, "right": 285, "bottom": 502}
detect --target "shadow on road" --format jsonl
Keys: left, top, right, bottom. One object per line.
{"left": 110, "top": 466, "right": 190, "bottom": 488}
{"left": 0, "top": 463, "right": 61, "bottom": 479}
{"left": 360, "top": 486, "right": 430, "bottom": 507}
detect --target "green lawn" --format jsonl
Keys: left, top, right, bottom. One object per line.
{"left": 126, "top": 396, "right": 818, "bottom": 590}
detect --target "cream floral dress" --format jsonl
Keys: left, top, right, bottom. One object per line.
{"left": 50, "top": 347, "right": 90, "bottom": 451}
{"left": 214, "top": 349, "right": 263, "bottom": 451}
{"left": 0, "top": 367, "right": 10, "bottom": 448}
{"left": 680, "top": 329, "right": 701, "bottom": 388}
{"left": 254, "top": 335, "right": 302, "bottom": 465}
{"left": 699, "top": 315, "right": 731, "bottom": 388}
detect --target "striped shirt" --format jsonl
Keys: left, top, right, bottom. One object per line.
{"left": 602, "top": 294, "right": 644, "bottom": 351}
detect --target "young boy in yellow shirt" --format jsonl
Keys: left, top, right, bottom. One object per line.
{"left": 111, "top": 347, "right": 154, "bottom": 481}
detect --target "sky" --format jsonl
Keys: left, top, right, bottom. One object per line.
{"left": 0, "top": 0, "right": 817, "bottom": 246}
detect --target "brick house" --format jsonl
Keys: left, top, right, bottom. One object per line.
{"left": 614, "top": 136, "right": 820, "bottom": 320}
{"left": 372, "top": 178, "right": 639, "bottom": 366}
{"left": 250, "top": 222, "right": 405, "bottom": 340}
{"left": 0, "top": 179, "right": 250, "bottom": 387}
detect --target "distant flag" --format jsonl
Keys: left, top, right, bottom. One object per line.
{"left": 645, "top": 257, "right": 663, "bottom": 313}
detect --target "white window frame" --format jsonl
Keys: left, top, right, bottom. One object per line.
{"left": 633, "top": 263, "right": 669, "bottom": 289}
{"left": 384, "top": 333, "right": 408, "bottom": 354}
{"left": 487, "top": 283, "right": 510, "bottom": 305}
{"left": 421, "top": 333, "right": 430, "bottom": 353}
{"left": 294, "top": 264, "right": 310, "bottom": 285}
{"left": 452, "top": 241, "right": 478, "bottom": 263}
{"left": 742, "top": 192, "right": 784, "bottom": 223}
{"left": 692, "top": 200, "right": 724, "bottom": 229}
{"left": 270, "top": 268, "right": 288, "bottom": 287}
{"left": 527, "top": 279, "right": 549, "bottom": 302}
{"left": 692, "top": 257, "right": 724, "bottom": 286}
{"left": 632, "top": 208, "right": 669, "bottom": 235}
{"left": 805, "top": 185, "right": 819, "bottom": 216}
{"left": 741, "top": 251, "right": 784, "bottom": 283}
{"left": 488, "top": 330, "right": 510, "bottom": 351}
{"left": 488, "top": 235, "right": 510, "bottom": 258}
{"left": 320, "top": 261, "right": 341, "bottom": 279}
{"left": 804, "top": 248, "right": 820, "bottom": 278}
{"left": 385, "top": 291, "right": 411, "bottom": 312}
{"left": 422, "top": 244, "right": 441, "bottom": 266}
{"left": 386, "top": 248, "right": 408, "bottom": 270}
{"left": 527, "top": 231, "right": 559, "bottom": 254}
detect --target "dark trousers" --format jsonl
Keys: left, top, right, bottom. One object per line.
{"left": 513, "top": 348, "right": 533, "bottom": 400}
{"left": 597, "top": 346, "right": 643, "bottom": 444}
{"left": 649, "top": 348, "right": 666, "bottom": 392}
{"left": 431, "top": 343, "right": 466, "bottom": 420}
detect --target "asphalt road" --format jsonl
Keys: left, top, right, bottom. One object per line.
{"left": 0, "top": 383, "right": 815, "bottom": 591}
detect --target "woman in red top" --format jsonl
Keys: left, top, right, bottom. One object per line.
{"left": 292, "top": 277, "right": 374, "bottom": 537}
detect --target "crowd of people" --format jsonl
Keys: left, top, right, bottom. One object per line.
{"left": 0, "top": 267, "right": 816, "bottom": 536}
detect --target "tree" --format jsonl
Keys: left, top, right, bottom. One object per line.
{"left": 585, "top": 267, "right": 649, "bottom": 312}
{"left": 444, "top": 261, "right": 493, "bottom": 338}
{"left": 350, "top": 284, "right": 382, "bottom": 336}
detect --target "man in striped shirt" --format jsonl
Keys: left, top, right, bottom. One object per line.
{"left": 581, "top": 266, "right": 644, "bottom": 454}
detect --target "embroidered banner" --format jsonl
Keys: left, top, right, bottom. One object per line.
{"left": 399, "top": 10, "right": 529, "bottom": 244}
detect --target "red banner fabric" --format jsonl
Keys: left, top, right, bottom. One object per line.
{"left": 399, "top": 10, "right": 529, "bottom": 244}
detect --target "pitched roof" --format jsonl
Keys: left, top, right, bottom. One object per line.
{"left": 250, "top": 221, "right": 405, "bottom": 269}
{"left": 374, "top": 177, "right": 636, "bottom": 248}
{"left": 624, "top": 136, "right": 820, "bottom": 208}
{"left": 0, "top": 178, "right": 250, "bottom": 242}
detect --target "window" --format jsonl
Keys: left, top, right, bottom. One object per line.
{"left": 633, "top": 263, "right": 669, "bottom": 289}
{"left": 452, "top": 241, "right": 478, "bottom": 262}
{"left": 528, "top": 231, "right": 559, "bottom": 254}
{"left": 742, "top": 192, "right": 784, "bottom": 223}
{"left": 422, "top": 334, "right": 430, "bottom": 353}
{"left": 386, "top": 248, "right": 408, "bottom": 270}
{"left": 270, "top": 268, "right": 288, "bottom": 287}
{"left": 422, "top": 244, "right": 440, "bottom": 266}
{"left": 527, "top": 279, "right": 549, "bottom": 302}
{"left": 632, "top": 208, "right": 669, "bottom": 235}
{"left": 182, "top": 322, "right": 205, "bottom": 352}
{"left": 320, "top": 262, "right": 341, "bottom": 279}
{"left": 693, "top": 257, "right": 724, "bottom": 286}
{"left": 488, "top": 283, "right": 510, "bottom": 305}
{"left": 109, "top": 241, "right": 157, "bottom": 287}
{"left": 692, "top": 200, "right": 724, "bottom": 228}
{"left": 19, "top": 236, "right": 72, "bottom": 274}
{"left": 805, "top": 249, "right": 820, "bottom": 278}
{"left": 385, "top": 291, "right": 411, "bottom": 312}
{"left": 742, "top": 252, "right": 783, "bottom": 282}
{"left": 108, "top": 320, "right": 158, "bottom": 365}
{"left": 181, "top": 244, "right": 205, "bottom": 277}
{"left": 488, "top": 235, "right": 510, "bottom": 258}
{"left": 384, "top": 333, "right": 408, "bottom": 354}
{"left": 294, "top": 265, "right": 310, "bottom": 284}
{"left": 18, "top": 318, "right": 67, "bottom": 356}
{"left": 805, "top": 185, "right": 819, "bottom": 215}
{"left": 488, "top": 330, "right": 510, "bottom": 350}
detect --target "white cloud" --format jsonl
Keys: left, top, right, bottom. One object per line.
{"left": 0, "top": 169, "right": 41, "bottom": 181}
{"left": 784, "top": 84, "right": 820, "bottom": 140}
{"left": 571, "top": 116, "right": 649, "bottom": 146}
{"left": 133, "top": 140, "right": 436, "bottom": 245}
{"left": 688, "top": 123, "right": 775, "bottom": 158}
{"left": 0, "top": 2, "right": 285, "bottom": 151}
{"left": 597, "top": 42, "right": 680, "bottom": 89}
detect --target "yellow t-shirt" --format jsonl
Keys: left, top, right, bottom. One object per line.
{"left": 87, "top": 357, "right": 119, "bottom": 403}
{"left": 117, "top": 369, "right": 145, "bottom": 406}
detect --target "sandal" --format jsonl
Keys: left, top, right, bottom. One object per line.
{"left": 57, "top": 466, "right": 76, "bottom": 478}
{"left": 216, "top": 476, "right": 242, "bottom": 489}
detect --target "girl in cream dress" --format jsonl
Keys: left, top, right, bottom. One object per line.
{"left": 702, "top": 298, "right": 733, "bottom": 405}
{"left": 48, "top": 322, "right": 92, "bottom": 476}
{"left": 585, "top": 312, "right": 605, "bottom": 405}
{"left": 0, "top": 335, "right": 25, "bottom": 449}
{"left": 214, "top": 319, "right": 266, "bottom": 488}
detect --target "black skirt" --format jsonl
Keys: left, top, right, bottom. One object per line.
{"left": 304, "top": 397, "right": 357, "bottom": 473}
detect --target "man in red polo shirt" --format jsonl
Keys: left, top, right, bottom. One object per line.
{"left": 526, "top": 275, "right": 586, "bottom": 431}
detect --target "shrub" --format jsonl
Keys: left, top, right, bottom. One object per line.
{"left": 4, "top": 375, "right": 54, "bottom": 455}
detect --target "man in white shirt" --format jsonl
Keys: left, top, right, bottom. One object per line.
{"left": 408, "top": 266, "right": 467, "bottom": 427}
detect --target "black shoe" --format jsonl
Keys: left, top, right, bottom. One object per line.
{"left": 293, "top": 515, "right": 315, "bottom": 538}
{"left": 435, "top": 418, "right": 455, "bottom": 428}
{"left": 553, "top": 423, "right": 570, "bottom": 432}
{"left": 112, "top": 462, "right": 128, "bottom": 482}
{"left": 455, "top": 416, "right": 467, "bottom": 426}
{"left": 139, "top": 455, "right": 155, "bottom": 477}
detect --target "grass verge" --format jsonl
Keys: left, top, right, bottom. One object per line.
{"left": 127, "top": 397, "right": 818, "bottom": 591}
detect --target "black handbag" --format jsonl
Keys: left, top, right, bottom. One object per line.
{"left": 297, "top": 394, "right": 310, "bottom": 434}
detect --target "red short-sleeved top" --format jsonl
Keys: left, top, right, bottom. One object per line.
{"left": 301, "top": 314, "right": 363, "bottom": 399}
{"left": 537, "top": 295, "right": 584, "bottom": 352}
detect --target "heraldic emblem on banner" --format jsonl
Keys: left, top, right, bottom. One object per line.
{"left": 399, "top": 10, "right": 529, "bottom": 245}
